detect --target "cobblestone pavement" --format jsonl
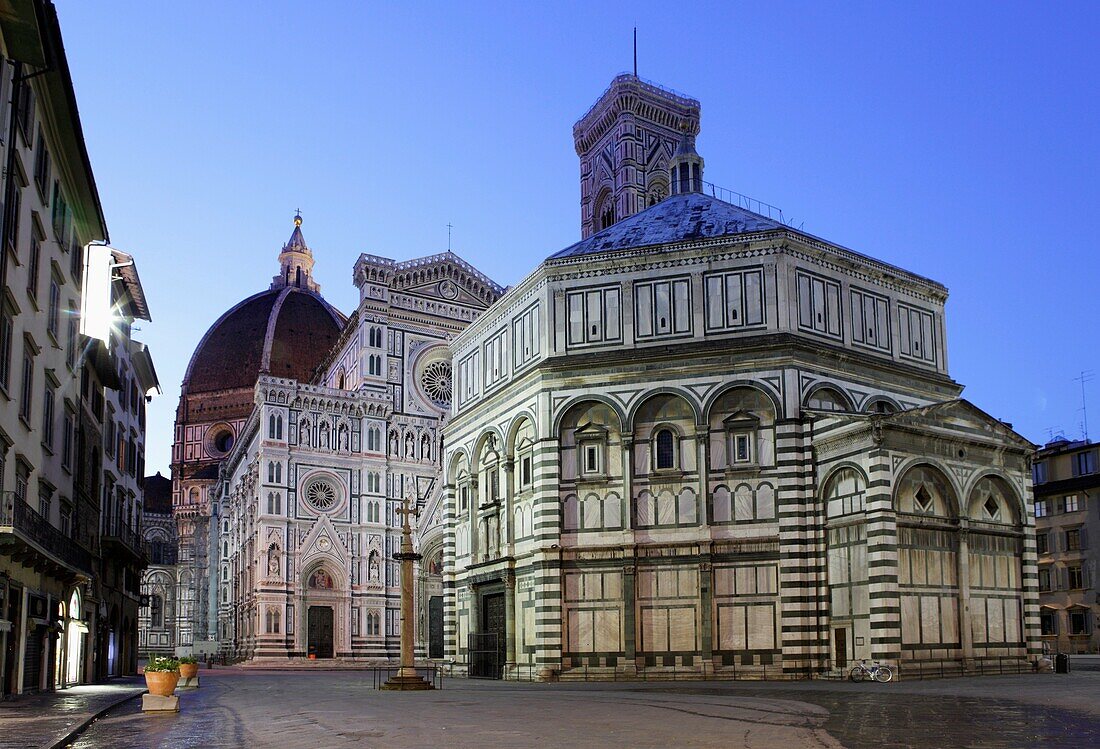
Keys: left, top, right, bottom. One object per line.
{"left": 0, "top": 677, "right": 145, "bottom": 749}
{"left": 65, "top": 668, "right": 1100, "bottom": 749}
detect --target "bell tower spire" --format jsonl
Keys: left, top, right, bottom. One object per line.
{"left": 271, "top": 210, "right": 321, "bottom": 293}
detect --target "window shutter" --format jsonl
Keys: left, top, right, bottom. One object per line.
{"left": 1080, "top": 528, "right": 1089, "bottom": 551}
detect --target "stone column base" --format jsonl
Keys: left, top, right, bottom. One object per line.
{"left": 381, "top": 674, "right": 434, "bottom": 690}
{"left": 142, "top": 694, "right": 180, "bottom": 713}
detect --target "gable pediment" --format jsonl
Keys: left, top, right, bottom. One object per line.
{"left": 882, "top": 399, "right": 1035, "bottom": 450}
{"left": 389, "top": 253, "right": 503, "bottom": 309}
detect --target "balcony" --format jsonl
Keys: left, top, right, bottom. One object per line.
{"left": 102, "top": 516, "right": 147, "bottom": 563}
{"left": 0, "top": 492, "right": 93, "bottom": 581}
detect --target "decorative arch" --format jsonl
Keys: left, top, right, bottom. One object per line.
{"left": 803, "top": 383, "right": 855, "bottom": 412}
{"left": 470, "top": 426, "right": 506, "bottom": 473}
{"left": 504, "top": 410, "right": 539, "bottom": 454}
{"left": 625, "top": 387, "right": 701, "bottom": 432}
{"left": 892, "top": 460, "right": 962, "bottom": 518}
{"left": 863, "top": 395, "right": 902, "bottom": 414}
{"left": 552, "top": 394, "right": 627, "bottom": 434}
{"left": 447, "top": 448, "right": 471, "bottom": 485}
{"left": 964, "top": 471, "right": 1024, "bottom": 526}
{"left": 821, "top": 463, "right": 869, "bottom": 519}
{"left": 701, "top": 380, "right": 783, "bottom": 421}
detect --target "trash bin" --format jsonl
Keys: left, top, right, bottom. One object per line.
{"left": 1055, "top": 653, "right": 1071, "bottom": 674}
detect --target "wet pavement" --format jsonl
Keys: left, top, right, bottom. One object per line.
{"left": 62, "top": 669, "right": 1100, "bottom": 749}
{"left": 0, "top": 677, "right": 145, "bottom": 749}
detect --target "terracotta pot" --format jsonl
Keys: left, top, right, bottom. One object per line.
{"left": 179, "top": 663, "right": 199, "bottom": 679}
{"left": 308, "top": 653, "right": 317, "bottom": 660}
{"left": 145, "top": 670, "right": 180, "bottom": 697}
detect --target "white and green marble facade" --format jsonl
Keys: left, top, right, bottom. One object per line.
{"left": 443, "top": 224, "right": 1038, "bottom": 678}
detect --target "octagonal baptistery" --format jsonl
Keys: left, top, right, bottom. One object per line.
{"left": 441, "top": 77, "right": 1038, "bottom": 682}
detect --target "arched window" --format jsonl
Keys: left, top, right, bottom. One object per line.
{"left": 267, "top": 462, "right": 275, "bottom": 482}
{"left": 267, "top": 492, "right": 275, "bottom": 514}
{"left": 150, "top": 594, "right": 162, "bottom": 627}
{"left": 223, "top": 541, "right": 229, "bottom": 557}
{"left": 275, "top": 493, "right": 281, "bottom": 515}
{"left": 276, "top": 416, "right": 283, "bottom": 440}
{"left": 655, "top": 429, "right": 676, "bottom": 470}
{"left": 275, "top": 463, "right": 282, "bottom": 483}
{"left": 268, "top": 414, "right": 276, "bottom": 438}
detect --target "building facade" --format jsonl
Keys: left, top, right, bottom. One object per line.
{"left": 440, "top": 74, "right": 1039, "bottom": 679}
{"left": 1033, "top": 438, "right": 1098, "bottom": 653}
{"left": 138, "top": 472, "right": 179, "bottom": 657}
{"left": 0, "top": 0, "right": 156, "bottom": 694}
{"left": 216, "top": 241, "right": 501, "bottom": 661}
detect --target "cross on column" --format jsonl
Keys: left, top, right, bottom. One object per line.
{"left": 396, "top": 497, "right": 418, "bottom": 532}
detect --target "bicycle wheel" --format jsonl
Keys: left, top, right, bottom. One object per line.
{"left": 849, "top": 666, "right": 865, "bottom": 682}
{"left": 873, "top": 666, "right": 893, "bottom": 683}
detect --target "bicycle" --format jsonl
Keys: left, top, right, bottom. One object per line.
{"left": 849, "top": 659, "right": 893, "bottom": 683}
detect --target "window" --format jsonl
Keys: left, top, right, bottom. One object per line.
{"left": 654, "top": 429, "right": 675, "bottom": 470}
{"left": 1032, "top": 461, "right": 1047, "bottom": 484}
{"left": 733, "top": 433, "right": 751, "bottom": 463}
{"left": 704, "top": 268, "right": 765, "bottom": 332}
{"left": 512, "top": 303, "right": 540, "bottom": 369}
{"left": 850, "top": 287, "right": 891, "bottom": 351}
{"left": 914, "top": 485, "right": 935, "bottom": 515}
{"left": 486, "top": 468, "right": 499, "bottom": 504}
{"left": 41, "top": 384, "right": 54, "bottom": 450}
{"left": 566, "top": 285, "right": 622, "bottom": 346}
{"left": 15, "top": 463, "right": 28, "bottom": 505}
{"left": 458, "top": 351, "right": 480, "bottom": 405}
{"left": 27, "top": 231, "right": 41, "bottom": 302}
{"left": 459, "top": 484, "right": 469, "bottom": 512}
{"left": 33, "top": 128, "right": 50, "bottom": 196}
{"left": 582, "top": 443, "right": 601, "bottom": 475}
{"left": 724, "top": 412, "right": 759, "bottom": 467}
{"left": 796, "top": 271, "right": 842, "bottom": 339}
{"left": 38, "top": 487, "right": 51, "bottom": 520}
{"left": 61, "top": 405, "right": 74, "bottom": 471}
{"left": 1066, "top": 529, "right": 1082, "bottom": 551}
{"left": 59, "top": 504, "right": 70, "bottom": 537}
{"left": 982, "top": 496, "right": 1000, "bottom": 521}
{"left": 1068, "top": 564, "right": 1084, "bottom": 590}
{"left": 47, "top": 279, "right": 60, "bottom": 339}
{"left": 898, "top": 302, "right": 937, "bottom": 364}
{"left": 4, "top": 185, "right": 20, "bottom": 253}
{"left": 520, "top": 455, "right": 532, "bottom": 487}
{"left": 1034, "top": 499, "right": 1049, "bottom": 518}
{"left": 1072, "top": 451, "right": 1096, "bottom": 476}
{"left": 634, "top": 277, "right": 692, "bottom": 339}
{"left": 1068, "top": 609, "right": 1090, "bottom": 636}
{"left": 1040, "top": 609, "right": 1056, "bottom": 636}
{"left": 1063, "top": 495, "right": 1080, "bottom": 513}
{"left": 1036, "top": 532, "right": 1048, "bottom": 555}
{"left": 483, "top": 328, "right": 507, "bottom": 388}
{"left": 0, "top": 303, "right": 12, "bottom": 390}
{"left": 66, "top": 301, "right": 79, "bottom": 371}
{"left": 19, "top": 339, "right": 35, "bottom": 423}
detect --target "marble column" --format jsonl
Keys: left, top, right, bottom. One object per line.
{"left": 504, "top": 569, "right": 517, "bottom": 670}
{"left": 957, "top": 523, "right": 974, "bottom": 665}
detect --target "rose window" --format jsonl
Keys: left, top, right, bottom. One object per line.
{"left": 304, "top": 479, "right": 338, "bottom": 512}
{"left": 420, "top": 360, "right": 452, "bottom": 408}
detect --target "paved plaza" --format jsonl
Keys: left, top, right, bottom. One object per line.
{"left": 17, "top": 666, "right": 1090, "bottom": 749}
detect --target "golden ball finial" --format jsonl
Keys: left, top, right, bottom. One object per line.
{"left": 294, "top": 208, "right": 303, "bottom": 227}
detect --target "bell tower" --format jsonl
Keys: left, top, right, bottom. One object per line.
{"left": 573, "top": 74, "right": 701, "bottom": 238}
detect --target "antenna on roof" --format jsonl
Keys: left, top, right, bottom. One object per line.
{"left": 633, "top": 27, "right": 638, "bottom": 77}
{"left": 1074, "top": 370, "right": 1095, "bottom": 442}
{"left": 446, "top": 222, "right": 453, "bottom": 252}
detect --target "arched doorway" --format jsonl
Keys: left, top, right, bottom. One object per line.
{"left": 305, "top": 567, "right": 337, "bottom": 659}
{"left": 65, "top": 590, "right": 86, "bottom": 685}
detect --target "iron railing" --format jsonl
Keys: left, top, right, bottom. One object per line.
{"left": 102, "top": 516, "right": 144, "bottom": 558}
{"left": 368, "top": 665, "right": 444, "bottom": 690}
{"left": 0, "top": 491, "right": 93, "bottom": 573}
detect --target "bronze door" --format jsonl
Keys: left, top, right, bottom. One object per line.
{"left": 308, "top": 606, "right": 334, "bottom": 658}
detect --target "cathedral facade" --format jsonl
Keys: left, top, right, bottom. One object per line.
{"left": 440, "top": 76, "right": 1039, "bottom": 679}
{"left": 212, "top": 232, "right": 501, "bottom": 660}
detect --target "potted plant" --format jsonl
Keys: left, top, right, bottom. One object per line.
{"left": 178, "top": 655, "right": 199, "bottom": 679}
{"left": 144, "top": 656, "right": 180, "bottom": 697}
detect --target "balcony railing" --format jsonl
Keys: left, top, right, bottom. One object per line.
{"left": 0, "top": 492, "right": 93, "bottom": 575}
{"left": 102, "top": 516, "right": 146, "bottom": 560}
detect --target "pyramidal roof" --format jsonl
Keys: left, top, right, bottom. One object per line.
{"left": 549, "top": 192, "right": 783, "bottom": 260}
{"left": 283, "top": 222, "right": 309, "bottom": 253}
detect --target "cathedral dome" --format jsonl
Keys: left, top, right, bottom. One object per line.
{"left": 183, "top": 286, "right": 345, "bottom": 394}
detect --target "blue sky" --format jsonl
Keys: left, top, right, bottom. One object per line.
{"left": 56, "top": 1, "right": 1100, "bottom": 474}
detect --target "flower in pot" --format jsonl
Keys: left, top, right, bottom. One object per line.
{"left": 144, "top": 656, "right": 181, "bottom": 697}
{"left": 178, "top": 655, "right": 199, "bottom": 679}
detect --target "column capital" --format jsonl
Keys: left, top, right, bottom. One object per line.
{"left": 502, "top": 458, "right": 515, "bottom": 473}
{"left": 503, "top": 569, "right": 516, "bottom": 588}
